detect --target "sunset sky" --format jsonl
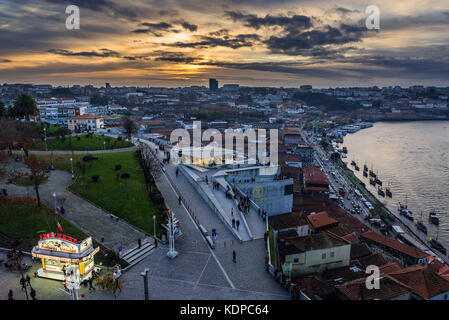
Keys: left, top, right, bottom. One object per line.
{"left": 1, "top": 0, "right": 448, "bottom": 87}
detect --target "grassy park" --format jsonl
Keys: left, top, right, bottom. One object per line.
{"left": 33, "top": 133, "right": 133, "bottom": 151}
{"left": 13, "top": 175, "right": 48, "bottom": 187}
{"left": 0, "top": 197, "right": 126, "bottom": 267}
{"left": 37, "top": 151, "right": 165, "bottom": 238}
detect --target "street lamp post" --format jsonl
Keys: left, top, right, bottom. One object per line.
{"left": 44, "top": 127, "right": 48, "bottom": 152}
{"left": 53, "top": 192, "right": 57, "bottom": 214}
{"left": 153, "top": 215, "right": 156, "bottom": 237}
{"left": 140, "top": 268, "right": 149, "bottom": 300}
{"left": 70, "top": 157, "right": 74, "bottom": 177}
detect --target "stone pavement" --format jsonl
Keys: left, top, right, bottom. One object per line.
{"left": 137, "top": 140, "right": 289, "bottom": 297}
{"left": 0, "top": 159, "right": 147, "bottom": 253}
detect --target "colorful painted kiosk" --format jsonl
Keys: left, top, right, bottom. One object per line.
{"left": 31, "top": 233, "right": 99, "bottom": 281}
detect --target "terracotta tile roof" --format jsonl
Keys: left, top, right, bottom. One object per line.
{"left": 361, "top": 230, "right": 428, "bottom": 260}
{"left": 336, "top": 275, "right": 412, "bottom": 300}
{"left": 292, "top": 275, "right": 336, "bottom": 300}
{"left": 388, "top": 265, "right": 449, "bottom": 299}
{"left": 307, "top": 211, "right": 339, "bottom": 231}
{"left": 277, "top": 232, "right": 349, "bottom": 256}
{"left": 427, "top": 257, "right": 449, "bottom": 275}
{"left": 69, "top": 115, "right": 102, "bottom": 120}
{"left": 356, "top": 253, "right": 387, "bottom": 269}
{"left": 350, "top": 243, "right": 372, "bottom": 260}
{"left": 343, "top": 232, "right": 359, "bottom": 244}
{"left": 303, "top": 166, "right": 329, "bottom": 186}
{"left": 268, "top": 212, "right": 309, "bottom": 231}
{"left": 379, "top": 262, "right": 402, "bottom": 274}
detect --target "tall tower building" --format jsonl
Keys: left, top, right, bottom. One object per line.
{"left": 209, "top": 78, "right": 218, "bottom": 92}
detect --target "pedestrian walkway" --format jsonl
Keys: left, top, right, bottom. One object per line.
{"left": 0, "top": 160, "right": 147, "bottom": 252}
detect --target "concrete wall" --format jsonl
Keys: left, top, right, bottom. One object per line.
{"left": 285, "top": 244, "right": 351, "bottom": 277}
{"left": 236, "top": 180, "right": 293, "bottom": 216}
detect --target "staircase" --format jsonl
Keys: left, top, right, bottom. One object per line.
{"left": 121, "top": 238, "right": 156, "bottom": 265}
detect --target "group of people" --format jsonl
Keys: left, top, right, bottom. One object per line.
{"left": 238, "top": 195, "right": 251, "bottom": 214}
{"left": 56, "top": 206, "right": 65, "bottom": 215}
{"left": 4, "top": 249, "right": 23, "bottom": 272}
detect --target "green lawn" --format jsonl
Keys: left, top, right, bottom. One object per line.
{"left": 37, "top": 151, "right": 165, "bottom": 237}
{"left": 0, "top": 197, "right": 85, "bottom": 239}
{"left": 14, "top": 175, "right": 48, "bottom": 187}
{"left": 33, "top": 133, "right": 133, "bottom": 151}
{"left": 0, "top": 197, "right": 127, "bottom": 267}
{"left": 268, "top": 227, "right": 276, "bottom": 267}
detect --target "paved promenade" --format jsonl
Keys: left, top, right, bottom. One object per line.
{"left": 137, "top": 139, "right": 288, "bottom": 297}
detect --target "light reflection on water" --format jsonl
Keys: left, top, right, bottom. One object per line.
{"left": 343, "top": 121, "right": 449, "bottom": 247}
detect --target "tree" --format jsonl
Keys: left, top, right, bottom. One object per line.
{"left": 11, "top": 94, "right": 37, "bottom": 120}
{"left": 120, "top": 173, "right": 130, "bottom": 186}
{"left": 24, "top": 155, "right": 50, "bottom": 207}
{"left": 122, "top": 117, "right": 137, "bottom": 140}
{"left": 136, "top": 144, "right": 161, "bottom": 192}
{"left": 94, "top": 268, "right": 125, "bottom": 298}
{"left": 0, "top": 101, "right": 6, "bottom": 118}
{"left": 0, "top": 150, "right": 7, "bottom": 180}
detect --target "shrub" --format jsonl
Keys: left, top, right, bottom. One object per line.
{"left": 83, "top": 155, "right": 99, "bottom": 162}
{"left": 117, "top": 136, "right": 122, "bottom": 141}
{"left": 150, "top": 192, "right": 164, "bottom": 205}
{"left": 92, "top": 175, "right": 100, "bottom": 182}
{"left": 120, "top": 173, "right": 130, "bottom": 179}
{"left": 77, "top": 136, "right": 81, "bottom": 141}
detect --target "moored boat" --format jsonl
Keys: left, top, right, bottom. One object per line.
{"left": 416, "top": 222, "right": 427, "bottom": 234}
{"left": 429, "top": 239, "right": 447, "bottom": 255}
{"left": 429, "top": 212, "right": 440, "bottom": 226}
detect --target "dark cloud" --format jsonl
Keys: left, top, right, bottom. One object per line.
{"left": 166, "top": 33, "right": 260, "bottom": 49}
{"left": 47, "top": 48, "right": 120, "bottom": 58}
{"left": 154, "top": 51, "right": 201, "bottom": 64}
{"left": 132, "top": 22, "right": 180, "bottom": 36}
{"left": 178, "top": 20, "right": 198, "bottom": 32}
{"left": 264, "top": 23, "right": 366, "bottom": 55}
{"left": 225, "top": 10, "right": 312, "bottom": 32}
{"left": 0, "top": 59, "right": 12, "bottom": 63}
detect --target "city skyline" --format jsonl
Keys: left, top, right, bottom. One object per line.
{"left": 1, "top": 0, "right": 449, "bottom": 88}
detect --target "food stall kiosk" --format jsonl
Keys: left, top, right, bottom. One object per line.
{"left": 31, "top": 233, "right": 99, "bottom": 281}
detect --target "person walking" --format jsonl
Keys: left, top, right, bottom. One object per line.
{"left": 138, "top": 238, "right": 142, "bottom": 248}
{"left": 232, "top": 250, "right": 236, "bottom": 263}
{"left": 236, "top": 220, "right": 240, "bottom": 230}
{"left": 20, "top": 277, "right": 26, "bottom": 291}
{"left": 178, "top": 196, "right": 182, "bottom": 205}
{"left": 8, "top": 290, "right": 13, "bottom": 300}
{"left": 26, "top": 275, "right": 31, "bottom": 287}
{"left": 88, "top": 277, "right": 95, "bottom": 291}
{"left": 232, "top": 218, "right": 235, "bottom": 228}
{"left": 2, "top": 188, "right": 7, "bottom": 197}
{"left": 231, "top": 208, "right": 234, "bottom": 217}
{"left": 62, "top": 265, "right": 66, "bottom": 276}
{"left": 60, "top": 206, "right": 65, "bottom": 215}
{"left": 30, "top": 288, "right": 37, "bottom": 300}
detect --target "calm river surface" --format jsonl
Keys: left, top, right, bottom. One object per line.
{"left": 343, "top": 121, "right": 449, "bottom": 247}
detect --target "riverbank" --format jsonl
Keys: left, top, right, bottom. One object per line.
{"left": 337, "top": 154, "right": 449, "bottom": 265}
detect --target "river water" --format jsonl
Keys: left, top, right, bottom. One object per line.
{"left": 342, "top": 121, "right": 449, "bottom": 248}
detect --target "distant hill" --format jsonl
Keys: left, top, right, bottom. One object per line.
{"left": 293, "top": 91, "right": 361, "bottom": 111}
